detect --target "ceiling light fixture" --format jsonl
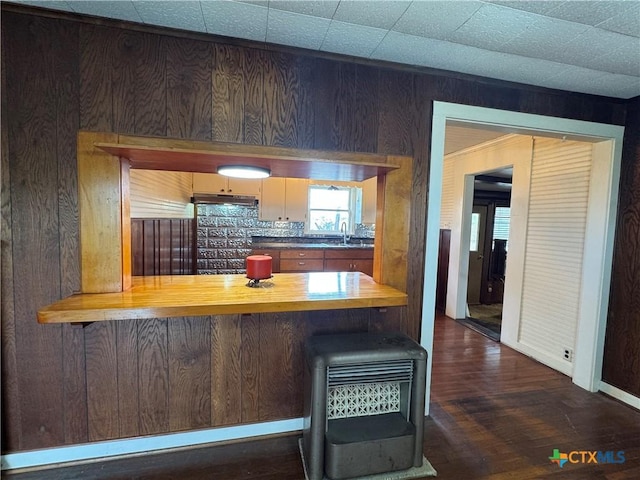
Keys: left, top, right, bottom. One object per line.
{"left": 217, "top": 165, "right": 270, "bottom": 179}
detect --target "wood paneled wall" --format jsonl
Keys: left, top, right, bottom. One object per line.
{"left": 131, "top": 219, "right": 195, "bottom": 276}
{"left": 0, "top": 7, "right": 631, "bottom": 452}
{"left": 603, "top": 96, "right": 640, "bottom": 396}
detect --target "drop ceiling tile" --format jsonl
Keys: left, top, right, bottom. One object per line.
{"left": 597, "top": 1, "right": 640, "bottom": 37}
{"left": 200, "top": 0, "right": 268, "bottom": 41}
{"left": 590, "top": 42, "right": 640, "bottom": 77}
{"left": 70, "top": 1, "right": 142, "bottom": 23}
{"left": 447, "top": 3, "right": 540, "bottom": 50}
{"left": 393, "top": 1, "right": 482, "bottom": 40}
{"left": 321, "top": 20, "right": 387, "bottom": 58}
{"left": 233, "top": 0, "right": 268, "bottom": 6}
{"left": 332, "top": 0, "right": 411, "bottom": 30}
{"left": 542, "top": 65, "right": 612, "bottom": 94}
{"left": 538, "top": 0, "right": 622, "bottom": 26}
{"left": 462, "top": 50, "right": 570, "bottom": 87}
{"left": 585, "top": 73, "right": 640, "bottom": 98}
{"left": 135, "top": 1, "right": 206, "bottom": 33}
{"left": 266, "top": 9, "right": 330, "bottom": 50}
{"left": 487, "top": 0, "right": 563, "bottom": 16}
{"left": 267, "top": 0, "right": 339, "bottom": 19}
{"left": 503, "top": 16, "right": 590, "bottom": 61}
{"left": 560, "top": 28, "right": 640, "bottom": 76}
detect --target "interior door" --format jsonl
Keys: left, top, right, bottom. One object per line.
{"left": 467, "top": 205, "right": 487, "bottom": 305}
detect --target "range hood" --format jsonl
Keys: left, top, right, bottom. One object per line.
{"left": 191, "top": 194, "right": 258, "bottom": 206}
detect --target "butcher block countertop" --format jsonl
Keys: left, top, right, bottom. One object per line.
{"left": 37, "top": 272, "right": 408, "bottom": 324}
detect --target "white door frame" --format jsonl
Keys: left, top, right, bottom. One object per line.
{"left": 420, "top": 102, "right": 624, "bottom": 413}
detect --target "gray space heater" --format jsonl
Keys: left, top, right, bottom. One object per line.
{"left": 302, "top": 332, "right": 427, "bottom": 480}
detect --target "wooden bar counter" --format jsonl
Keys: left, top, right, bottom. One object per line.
{"left": 37, "top": 272, "right": 408, "bottom": 324}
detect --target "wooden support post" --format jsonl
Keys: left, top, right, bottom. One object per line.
{"left": 78, "top": 131, "right": 130, "bottom": 293}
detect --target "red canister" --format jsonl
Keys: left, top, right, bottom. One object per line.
{"left": 246, "top": 255, "right": 272, "bottom": 280}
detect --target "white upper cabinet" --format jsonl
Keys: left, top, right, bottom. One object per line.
{"left": 260, "top": 178, "right": 309, "bottom": 222}
{"left": 192, "top": 173, "right": 261, "bottom": 196}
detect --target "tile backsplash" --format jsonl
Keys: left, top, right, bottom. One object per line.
{"left": 196, "top": 204, "right": 374, "bottom": 274}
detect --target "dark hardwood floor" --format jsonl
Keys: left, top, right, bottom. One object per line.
{"left": 6, "top": 315, "right": 640, "bottom": 479}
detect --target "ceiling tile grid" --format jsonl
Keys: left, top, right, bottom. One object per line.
{"left": 8, "top": 0, "right": 640, "bottom": 99}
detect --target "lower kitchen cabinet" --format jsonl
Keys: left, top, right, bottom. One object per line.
{"left": 280, "top": 249, "right": 324, "bottom": 272}
{"left": 250, "top": 247, "right": 374, "bottom": 275}
{"left": 324, "top": 249, "right": 374, "bottom": 276}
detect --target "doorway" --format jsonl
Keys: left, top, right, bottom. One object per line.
{"left": 464, "top": 168, "right": 512, "bottom": 340}
{"left": 420, "top": 102, "right": 624, "bottom": 415}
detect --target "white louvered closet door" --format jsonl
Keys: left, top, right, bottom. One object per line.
{"left": 518, "top": 137, "right": 593, "bottom": 367}
{"left": 130, "top": 170, "right": 194, "bottom": 218}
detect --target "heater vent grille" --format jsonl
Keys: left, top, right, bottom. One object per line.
{"left": 326, "top": 360, "right": 414, "bottom": 420}
{"left": 327, "top": 360, "right": 414, "bottom": 386}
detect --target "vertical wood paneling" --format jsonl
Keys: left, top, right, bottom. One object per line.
{"left": 54, "top": 18, "right": 87, "bottom": 446}
{"left": 166, "top": 38, "right": 212, "bottom": 141}
{"left": 213, "top": 44, "right": 244, "bottom": 143}
{"left": 258, "top": 312, "right": 305, "bottom": 420}
{"left": 313, "top": 59, "right": 356, "bottom": 151}
{"left": 0, "top": 21, "right": 21, "bottom": 451}
{"left": 169, "top": 317, "right": 211, "bottom": 430}
{"left": 116, "top": 319, "right": 140, "bottom": 438}
{"left": 242, "top": 48, "right": 264, "bottom": 145}
{"left": 135, "top": 34, "right": 167, "bottom": 136}
{"left": 377, "top": 70, "right": 414, "bottom": 156}
{"left": 307, "top": 309, "right": 370, "bottom": 337}
{"left": 263, "top": 52, "right": 301, "bottom": 148}
{"left": 407, "top": 75, "right": 431, "bottom": 341}
{"left": 211, "top": 315, "right": 242, "bottom": 426}
{"left": 376, "top": 307, "right": 407, "bottom": 335}
{"left": 603, "top": 97, "right": 640, "bottom": 396}
{"left": 5, "top": 13, "right": 65, "bottom": 450}
{"left": 112, "top": 30, "right": 138, "bottom": 133}
{"left": 138, "top": 318, "right": 169, "bottom": 435}
{"left": 354, "top": 64, "right": 379, "bottom": 153}
{"left": 131, "top": 219, "right": 195, "bottom": 274}
{"left": 86, "top": 323, "right": 119, "bottom": 441}
{"left": 296, "top": 56, "right": 315, "bottom": 149}
{"left": 241, "top": 314, "right": 260, "bottom": 423}
{"left": 79, "top": 24, "right": 114, "bottom": 130}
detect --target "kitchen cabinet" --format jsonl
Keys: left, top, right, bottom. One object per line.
{"left": 280, "top": 248, "right": 324, "bottom": 272}
{"left": 325, "top": 249, "right": 374, "bottom": 276}
{"left": 362, "top": 177, "right": 377, "bottom": 224}
{"left": 260, "top": 177, "right": 309, "bottom": 222}
{"left": 193, "top": 173, "right": 261, "bottom": 196}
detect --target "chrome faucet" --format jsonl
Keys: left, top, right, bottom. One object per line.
{"left": 340, "top": 222, "right": 349, "bottom": 245}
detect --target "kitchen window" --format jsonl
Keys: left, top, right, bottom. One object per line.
{"left": 306, "top": 184, "right": 360, "bottom": 235}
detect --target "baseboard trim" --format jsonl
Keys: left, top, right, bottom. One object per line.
{"left": 599, "top": 382, "right": 640, "bottom": 410}
{"left": 1, "top": 418, "right": 304, "bottom": 471}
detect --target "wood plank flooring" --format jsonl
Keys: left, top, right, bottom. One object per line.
{"left": 7, "top": 315, "right": 640, "bottom": 479}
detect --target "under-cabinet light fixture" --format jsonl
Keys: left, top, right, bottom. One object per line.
{"left": 217, "top": 165, "right": 270, "bottom": 179}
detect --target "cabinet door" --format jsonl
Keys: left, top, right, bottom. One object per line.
{"left": 227, "top": 178, "right": 261, "bottom": 196}
{"left": 260, "top": 177, "right": 286, "bottom": 220}
{"left": 193, "top": 173, "right": 228, "bottom": 194}
{"left": 284, "top": 178, "right": 309, "bottom": 222}
{"left": 324, "top": 258, "right": 373, "bottom": 276}
{"left": 362, "top": 177, "right": 377, "bottom": 224}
